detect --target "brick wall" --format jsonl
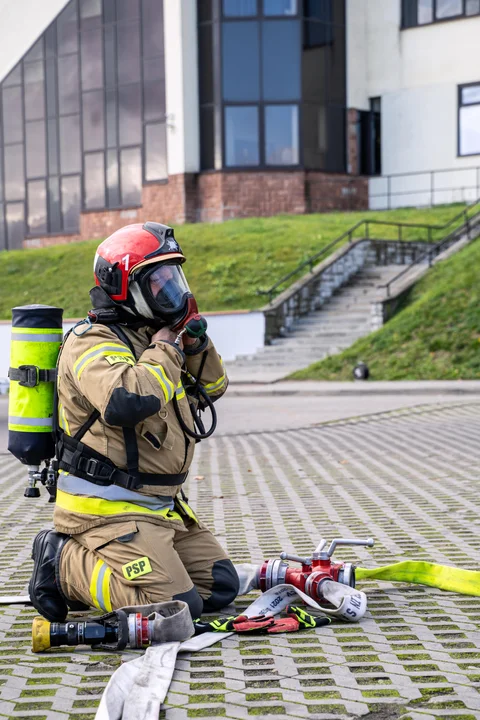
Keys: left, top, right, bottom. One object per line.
{"left": 24, "top": 170, "right": 368, "bottom": 248}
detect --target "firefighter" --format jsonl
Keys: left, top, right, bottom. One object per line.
{"left": 28, "top": 222, "right": 239, "bottom": 622}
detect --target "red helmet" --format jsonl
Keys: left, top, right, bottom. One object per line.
{"left": 94, "top": 222, "right": 193, "bottom": 326}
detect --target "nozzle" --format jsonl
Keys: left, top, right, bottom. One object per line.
{"left": 32, "top": 617, "right": 51, "bottom": 653}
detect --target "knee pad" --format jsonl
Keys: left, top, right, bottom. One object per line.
{"left": 202, "top": 559, "right": 240, "bottom": 613}
{"left": 173, "top": 587, "right": 203, "bottom": 620}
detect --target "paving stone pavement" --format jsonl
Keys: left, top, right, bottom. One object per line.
{"left": 0, "top": 401, "right": 480, "bottom": 719}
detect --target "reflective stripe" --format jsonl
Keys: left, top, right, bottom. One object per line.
{"left": 8, "top": 416, "right": 53, "bottom": 426}
{"left": 175, "top": 382, "right": 186, "bottom": 401}
{"left": 56, "top": 488, "right": 183, "bottom": 520}
{"left": 204, "top": 374, "right": 226, "bottom": 395}
{"left": 140, "top": 363, "right": 174, "bottom": 403}
{"left": 58, "top": 403, "right": 70, "bottom": 435}
{"left": 58, "top": 473, "right": 175, "bottom": 511}
{"left": 90, "top": 560, "right": 112, "bottom": 612}
{"left": 177, "top": 498, "right": 197, "bottom": 522}
{"left": 11, "top": 333, "right": 62, "bottom": 343}
{"left": 11, "top": 327, "right": 62, "bottom": 334}
{"left": 74, "top": 343, "right": 134, "bottom": 379}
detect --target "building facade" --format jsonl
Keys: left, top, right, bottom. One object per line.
{"left": 0, "top": 0, "right": 478, "bottom": 249}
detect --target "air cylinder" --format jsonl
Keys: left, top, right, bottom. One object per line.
{"left": 8, "top": 305, "right": 63, "bottom": 466}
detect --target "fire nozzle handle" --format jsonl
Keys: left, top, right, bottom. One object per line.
{"left": 326, "top": 537, "right": 375, "bottom": 558}
{"left": 280, "top": 552, "right": 312, "bottom": 565}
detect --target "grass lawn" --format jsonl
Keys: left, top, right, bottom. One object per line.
{"left": 290, "top": 236, "right": 480, "bottom": 381}
{"left": 2, "top": 203, "right": 470, "bottom": 319}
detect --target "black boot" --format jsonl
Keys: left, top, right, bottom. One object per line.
{"left": 29, "top": 529, "right": 72, "bottom": 622}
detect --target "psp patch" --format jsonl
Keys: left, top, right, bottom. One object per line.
{"left": 106, "top": 355, "right": 135, "bottom": 367}
{"left": 122, "top": 556, "right": 152, "bottom": 580}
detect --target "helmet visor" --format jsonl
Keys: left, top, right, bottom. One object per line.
{"left": 146, "top": 263, "right": 191, "bottom": 314}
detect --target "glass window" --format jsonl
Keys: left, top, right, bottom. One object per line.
{"left": 24, "top": 62, "right": 45, "bottom": 121}
{"left": 47, "top": 117, "right": 59, "bottom": 175}
{"left": 81, "top": 28, "right": 104, "bottom": 90}
{"left": 265, "top": 105, "right": 299, "bottom": 165}
{"left": 25, "top": 38, "right": 44, "bottom": 63}
{"left": 117, "top": 0, "right": 140, "bottom": 20}
{"left": 223, "top": 0, "right": 257, "bottom": 16}
{"left": 81, "top": 0, "right": 102, "bottom": 21}
{"left": 48, "top": 176, "right": 62, "bottom": 233}
{"left": 262, "top": 21, "right": 301, "bottom": 100}
{"left": 462, "top": 85, "right": 480, "bottom": 105}
{"left": 198, "top": 0, "right": 213, "bottom": 22}
{"left": 58, "top": 2, "right": 79, "bottom": 56}
{"left": 120, "top": 147, "right": 142, "bottom": 205}
{"left": 418, "top": 0, "right": 434, "bottom": 23}
{"left": 225, "top": 106, "right": 259, "bottom": 166}
{"left": 106, "top": 88, "right": 118, "bottom": 148}
{"left": 119, "top": 84, "right": 142, "bottom": 145}
{"left": 145, "top": 123, "right": 167, "bottom": 181}
{"left": 104, "top": 24, "right": 116, "bottom": 89}
{"left": 45, "top": 54, "right": 58, "bottom": 118}
{"left": 59, "top": 115, "right": 81, "bottom": 173}
{"left": 200, "top": 106, "right": 215, "bottom": 170}
{"left": 459, "top": 105, "right": 480, "bottom": 155}
{"left": 198, "top": 25, "right": 214, "bottom": 105}
{"left": 58, "top": 54, "right": 80, "bottom": 114}
{"left": 222, "top": 22, "right": 260, "bottom": 101}
{"left": 3, "top": 64, "right": 22, "bottom": 87}
{"left": 117, "top": 23, "right": 141, "bottom": 85}
{"left": 142, "top": 0, "right": 165, "bottom": 58}
{"left": 107, "top": 149, "right": 120, "bottom": 207}
{"left": 27, "top": 180, "right": 47, "bottom": 234}
{"left": 466, "top": 0, "right": 480, "bottom": 14}
{"left": 436, "top": 0, "right": 463, "bottom": 18}
{"left": 4, "top": 145, "right": 25, "bottom": 201}
{"left": 26, "top": 121, "right": 47, "bottom": 178}
{"left": 2, "top": 87, "right": 23, "bottom": 143}
{"left": 144, "top": 58, "right": 166, "bottom": 121}
{"left": 61, "top": 175, "right": 81, "bottom": 230}
{"left": 82, "top": 89, "right": 105, "bottom": 151}
{"left": 84, "top": 152, "right": 106, "bottom": 208}
{"left": 263, "top": 0, "right": 297, "bottom": 15}
{"left": 6, "top": 202, "right": 25, "bottom": 249}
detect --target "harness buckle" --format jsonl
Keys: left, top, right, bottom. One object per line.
{"left": 85, "top": 458, "right": 99, "bottom": 477}
{"left": 17, "top": 365, "right": 39, "bottom": 388}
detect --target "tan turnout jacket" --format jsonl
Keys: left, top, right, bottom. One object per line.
{"left": 53, "top": 322, "right": 227, "bottom": 534}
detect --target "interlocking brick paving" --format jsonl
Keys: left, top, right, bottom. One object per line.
{"left": 0, "top": 401, "right": 480, "bottom": 719}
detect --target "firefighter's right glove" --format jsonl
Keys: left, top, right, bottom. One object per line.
{"left": 194, "top": 614, "right": 275, "bottom": 635}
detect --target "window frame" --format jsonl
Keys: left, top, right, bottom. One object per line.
{"left": 402, "top": 0, "right": 480, "bottom": 29}
{"left": 458, "top": 81, "right": 480, "bottom": 157}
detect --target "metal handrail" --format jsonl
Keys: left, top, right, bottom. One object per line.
{"left": 379, "top": 204, "right": 480, "bottom": 297}
{"left": 257, "top": 200, "right": 480, "bottom": 304}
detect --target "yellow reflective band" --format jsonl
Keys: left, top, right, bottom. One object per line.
{"left": 8, "top": 424, "right": 52, "bottom": 433}
{"left": 122, "top": 556, "right": 152, "bottom": 580}
{"left": 58, "top": 403, "right": 70, "bottom": 436}
{"left": 90, "top": 560, "right": 112, "bottom": 612}
{"left": 175, "top": 382, "right": 186, "bottom": 401}
{"left": 56, "top": 488, "right": 183, "bottom": 520}
{"left": 11, "top": 327, "right": 62, "bottom": 334}
{"left": 204, "top": 374, "right": 226, "bottom": 395}
{"left": 356, "top": 561, "right": 480, "bottom": 597}
{"left": 140, "top": 363, "right": 175, "bottom": 403}
{"left": 74, "top": 343, "right": 134, "bottom": 379}
{"left": 176, "top": 498, "right": 197, "bottom": 522}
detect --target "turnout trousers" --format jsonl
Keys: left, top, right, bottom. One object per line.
{"left": 58, "top": 512, "right": 239, "bottom": 619}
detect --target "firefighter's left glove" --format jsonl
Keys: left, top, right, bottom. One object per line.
{"left": 193, "top": 614, "right": 275, "bottom": 635}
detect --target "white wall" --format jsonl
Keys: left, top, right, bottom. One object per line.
{"left": 0, "top": 0, "right": 70, "bottom": 82}
{"left": 0, "top": 312, "right": 265, "bottom": 380}
{"left": 163, "top": 0, "right": 200, "bottom": 175}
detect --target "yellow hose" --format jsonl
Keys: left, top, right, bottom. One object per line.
{"left": 357, "top": 561, "right": 480, "bottom": 596}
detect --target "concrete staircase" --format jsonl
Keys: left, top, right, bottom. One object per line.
{"left": 226, "top": 264, "right": 409, "bottom": 383}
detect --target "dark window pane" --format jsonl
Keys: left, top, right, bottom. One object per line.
{"left": 104, "top": 24, "right": 117, "bottom": 89}
{"left": 142, "top": 0, "right": 165, "bottom": 58}
{"left": 117, "top": 22, "right": 141, "bottom": 85}
{"left": 107, "top": 149, "right": 120, "bottom": 206}
{"left": 61, "top": 175, "right": 81, "bottom": 230}
{"left": 106, "top": 88, "right": 118, "bottom": 147}
{"left": 26, "top": 121, "right": 47, "bottom": 178}
{"left": 198, "top": 24, "right": 214, "bottom": 104}
{"left": 263, "top": 0, "right": 297, "bottom": 15}
{"left": 145, "top": 123, "right": 167, "bottom": 181}
{"left": 117, "top": 0, "right": 140, "bottom": 20}
{"left": 27, "top": 180, "right": 47, "bottom": 234}
{"left": 58, "top": 54, "right": 80, "bottom": 114}
{"left": 4, "top": 145, "right": 25, "bottom": 200}
{"left": 143, "top": 58, "right": 166, "bottom": 121}
{"left": 25, "top": 38, "right": 44, "bottom": 63}
{"left": 326, "top": 105, "right": 346, "bottom": 172}
{"left": 82, "top": 90, "right": 105, "bottom": 150}
{"left": 225, "top": 106, "right": 259, "bottom": 166}
{"left": 6, "top": 202, "right": 25, "bottom": 249}
{"left": 466, "top": 0, "right": 480, "bottom": 14}
{"left": 462, "top": 85, "right": 480, "bottom": 105}
{"left": 84, "top": 152, "right": 106, "bottom": 208}
{"left": 81, "top": 28, "right": 104, "bottom": 90}
{"left": 45, "top": 54, "right": 58, "bottom": 118}
{"left": 262, "top": 21, "right": 300, "bottom": 100}
{"left": 120, "top": 147, "right": 142, "bottom": 205}
{"left": 0, "top": 205, "right": 6, "bottom": 250}
{"left": 222, "top": 22, "right": 260, "bottom": 101}
{"left": 198, "top": 0, "right": 213, "bottom": 21}
{"left": 2, "top": 87, "right": 23, "bottom": 143}
{"left": 47, "top": 117, "right": 59, "bottom": 175}
{"left": 418, "top": 0, "right": 433, "bottom": 23}
{"left": 436, "top": 0, "right": 462, "bottom": 17}
{"left": 119, "top": 84, "right": 142, "bottom": 145}
{"left": 3, "top": 64, "right": 22, "bottom": 87}
{"left": 103, "top": 0, "right": 116, "bottom": 24}
{"left": 24, "top": 62, "right": 45, "bottom": 121}
{"left": 303, "top": 103, "right": 326, "bottom": 169}
{"left": 81, "top": 0, "right": 102, "bottom": 20}
{"left": 58, "top": 1, "right": 79, "bottom": 55}
{"left": 223, "top": 0, "right": 257, "bottom": 16}
{"left": 59, "top": 115, "right": 81, "bottom": 173}
{"left": 200, "top": 106, "right": 215, "bottom": 170}
{"left": 265, "top": 104, "right": 299, "bottom": 164}
{"left": 48, "top": 176, "right": 62, "bottom": 233}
